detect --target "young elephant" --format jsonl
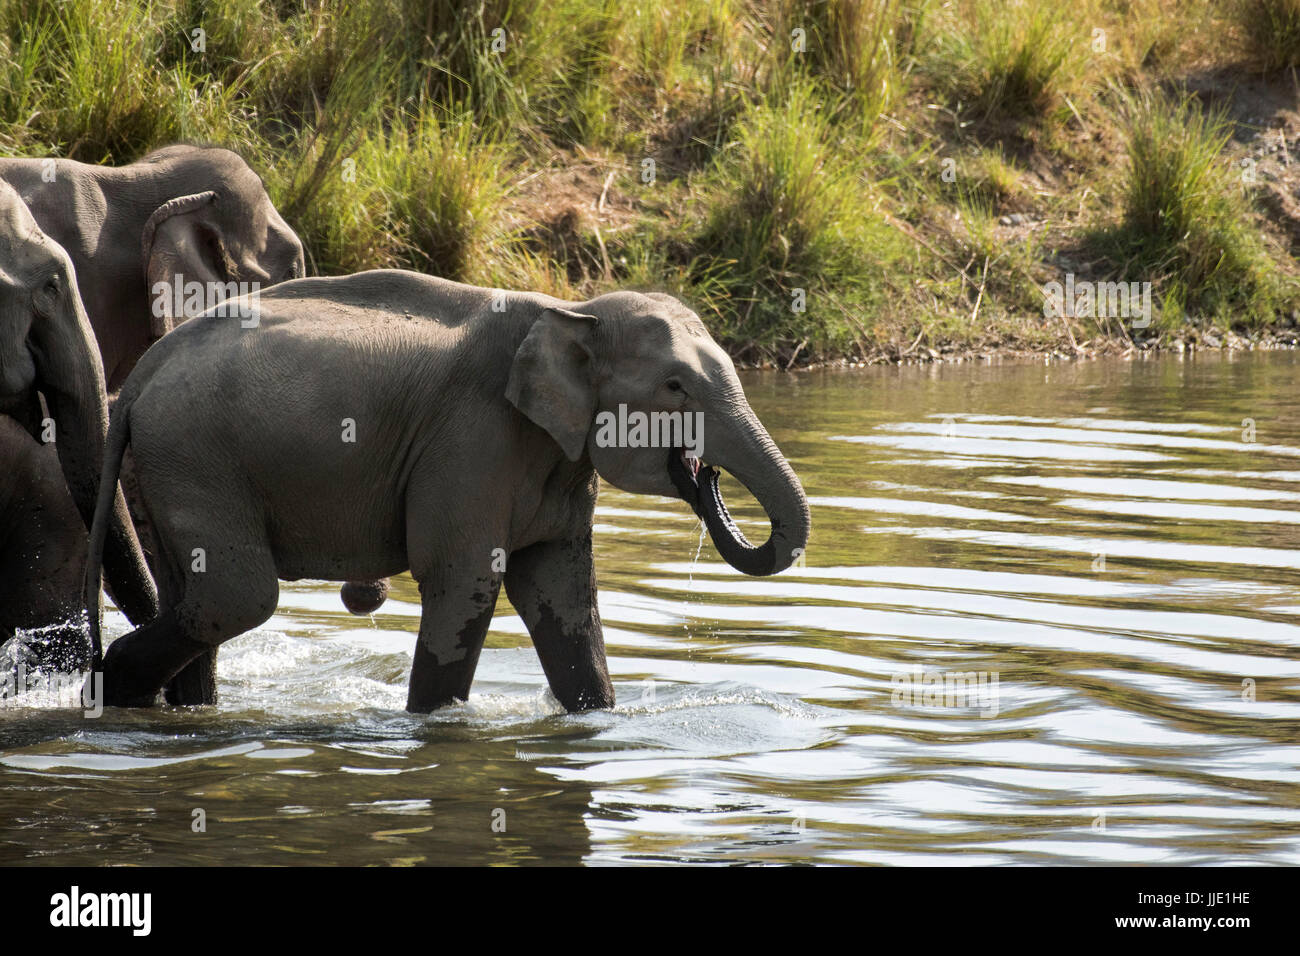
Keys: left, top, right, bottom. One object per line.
{"left": 86, "top": 272, "right": 811, "bottom": 711}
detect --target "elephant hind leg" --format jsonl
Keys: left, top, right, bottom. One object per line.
{"left": 127, "top": 513, "right": 218, "bottom": 707}
{"left": 100, "top": 548, "right": 279, "bottom": 708}
{"left": 164, "top": 648, "right": 217, "bottom": 706}
{"left": 98, "top": 609, "right": 210, "bottom": 707}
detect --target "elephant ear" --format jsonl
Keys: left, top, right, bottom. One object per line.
{"left": 141, "top": 191, "right": 221, "bottom": 338}
{"left": 505, "top": 307, "right": 599, "bottom": 461}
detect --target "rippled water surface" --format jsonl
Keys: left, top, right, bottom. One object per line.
{"left": 4, "top": 352, "right": 1300, "bottom": 865}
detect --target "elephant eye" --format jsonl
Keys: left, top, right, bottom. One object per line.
{"left": 42, "top": 275, "right": 60, "bottom": 299}
{"left": 665, "top": 379, "right": 683, "bottom": 393}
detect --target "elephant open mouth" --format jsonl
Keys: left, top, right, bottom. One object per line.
{"left": 667, "top": 447, "right": 790, "bottom": 577}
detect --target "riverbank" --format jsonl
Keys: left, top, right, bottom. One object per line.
{"left": 789, "top": 324, "right": 1300, "bottom": 370}
{"left": 2, "top": 1, "right": 1298, "bottom": 365}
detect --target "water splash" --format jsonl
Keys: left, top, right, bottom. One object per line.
{"left": 0, "top": 616, "right": 92, "bottom": 681}
{"left": 0, "top": 623, "right": 92, "bottom": 709}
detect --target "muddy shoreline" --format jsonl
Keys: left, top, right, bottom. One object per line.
{"left": 743, "top": 326, "right": 1300, "bottom": 371}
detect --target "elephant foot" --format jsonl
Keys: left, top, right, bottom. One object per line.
{"left": 404, "top": 694, "right": 466, "bottom": 715}
{"left": 164, "top": 647, "right": 218, "bottom": 706}
{"left": 88, "top": 668, "right": 159, "bottom": 708}
{"left": 552, "top": 685, "right": 617, "bottom": 713}
{"left": 341, "top": 578, "right": 390, "bottom": 615}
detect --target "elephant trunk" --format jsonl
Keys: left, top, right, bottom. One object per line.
{"left": 34, "top": 273, "right": 158, "bottom": 630}
{"left": 670, "top": 393, "right": 810, "bottom": 576}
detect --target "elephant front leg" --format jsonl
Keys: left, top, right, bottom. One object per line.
{"left": 407, "top": 575, "right": 502, "bottom": 713}
{"left": 504, "top": 536, "right": 614, "bottom": 712}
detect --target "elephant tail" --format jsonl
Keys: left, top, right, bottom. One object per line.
{"left": 84, "top": 393, "right": 134, "bottom": 670}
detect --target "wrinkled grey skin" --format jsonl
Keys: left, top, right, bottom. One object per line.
{"left": 1, "top": 145, "right": 383, "bottom": 627}
{"left": 86, "top": 271, "right": 811, "bottom": 711}
{"left": 0, "top": 183, "right": 155, "bottom": 648}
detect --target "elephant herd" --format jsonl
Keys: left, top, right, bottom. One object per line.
{"left": 1, "top": 145, "right": 810, "bottom": 714}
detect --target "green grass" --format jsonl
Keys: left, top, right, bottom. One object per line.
{"left": 934, "top": 0, "right": 1083, "bottom": 125}
{"left": 286, "top": 103, "right": 513, "bottom": 281}
{"left": 1090, "top": 90, "right": 1286, "bottom": 327}
{"left": 688, "top": 81, "right": 907, "bottom": 360}
{"left": 1236, "top": 0, "right": 1300, "bottom": 71}
{"left": 773, "top": 0, "right": 906, "bottom": 126}
{"left": 0, "top": 0, "right": 1297, "bottom": 363}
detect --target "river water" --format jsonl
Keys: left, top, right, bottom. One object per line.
{"left": 3, "top": 352, "right": 1299, "bottom": 865}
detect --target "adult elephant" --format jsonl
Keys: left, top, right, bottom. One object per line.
{"left": 85, "top": 273, "right": 811, "bottom": 711}
{"left": 0, "top": 182, "right": 155, "bottom": 653}
{"left": 0, "top": 144, "right": 305, "bottom": 391}
{"left": 0, "top": 145, "right": 388, "bottom": 628}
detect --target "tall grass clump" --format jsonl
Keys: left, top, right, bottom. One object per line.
{"left": 1, "top": 0, "right": 194, "bottom": 160}
{"left": 1102, "top": 91, "right": 1283, "bottom": 324}
{"left": 0, "top": 19, "right": 49, "bottom": 153}
{"left": 689, "top": 82, "right": 902, "bottom": 359}
{"left": 1235, "top": 0, "right": 1300, "bottom": 71}
{"left": 161, "top": 0, "right": 284, "bottom": 84}
{"left": 287, "top": 105, "right": 513, "bottom": 282}
{"left": 602, "top": 1, "right": 744, "bottom": 155}
{"left": 412, "top": 0, "right": 526, "bottom": 134}
{"left": 937, "top": 0, "right": 1082, "bottom": 123}
{"left": 460, "top": 0, "right": 736, "bottom": 151}
{"left": 768, "top": 0, "right": 905, "bottom": 126}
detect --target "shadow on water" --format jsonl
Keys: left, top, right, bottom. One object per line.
{"left": 4, "top": 351, "right": 1300, "bottom": 865}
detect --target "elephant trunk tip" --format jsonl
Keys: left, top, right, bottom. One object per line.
{"left": 668, "top": 447, "right": 810, "bottom": 577}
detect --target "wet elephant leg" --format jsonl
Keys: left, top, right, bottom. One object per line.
{"left": 99, "top": 534, "right": 278, "bottom": 708}
{"left": 160, "top": 569, "right": 219, "bottom": 707}
{"left": 123, "top": 492, "right": 217, "bottom": 707}
{"left": 97, "top": 610, "right": 211, "bottom": 707}
{"left": 504, "top": 535, "right": 614, "bottom": 712}
{"left": 406, "top": 574, "right": 502, "bottom": 713}
{"left": 0, "top": 418, "right": 92, "bottom": 670}
{"left": 164, "top": 647, "right": 217, "bottom": 706}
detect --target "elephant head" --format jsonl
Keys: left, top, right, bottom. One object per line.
{"left": 140, "top": 146, "right": 306, "bottom": 337}
{"left": 0, "top": 182, "right": 157, "bottom": 629}
{"left": 507, "top": 291, "right": 810, "bottom": 575}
